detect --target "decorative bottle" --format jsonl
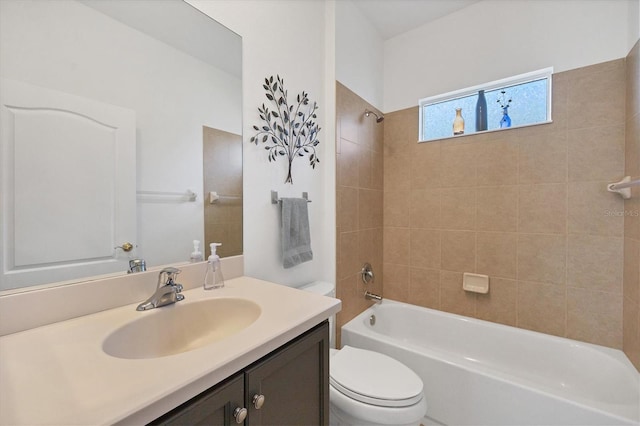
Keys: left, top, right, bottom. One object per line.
{"left": 204, "top": 243, "right": 225, "bottom": 290}
{"left": 500, "top": 106, "right": 512, "bottom": 128}
{"left": 453, "top": 108, "right": 465, "bottom": 135}
{"left": 190, "top": 240, "right": 203, "bottom": 262}
{"left": 475, "top": 90, "right": 487, "bottom": 131}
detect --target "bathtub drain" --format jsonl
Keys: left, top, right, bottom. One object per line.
{"left": 369, "top": 315, "right": 376, "bottom": 326}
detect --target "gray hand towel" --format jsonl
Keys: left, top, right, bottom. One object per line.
{"left": 281, "top": 197, "right": 313, "bottom": 268}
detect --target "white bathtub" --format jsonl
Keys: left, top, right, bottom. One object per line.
{"left": 341, "top": 299, "right": 640, "bottom": 426}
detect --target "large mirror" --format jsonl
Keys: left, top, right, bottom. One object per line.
{"left": 0, "top": 0, "right": 242, "bottom": 292}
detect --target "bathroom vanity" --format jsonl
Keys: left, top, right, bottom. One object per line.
{"left": 0, "top": 275, "right": 340, "bottom": 425}
{"left": 152, "top": 322, "right": 329, "bottom": 425}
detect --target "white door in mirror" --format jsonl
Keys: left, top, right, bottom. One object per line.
{"left": 0, "top": 78, "right": 136, "bottom": 290}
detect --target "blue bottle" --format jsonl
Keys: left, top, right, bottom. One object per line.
{"left": 475, "top": 90, "right": 487, "bottom": 131}
{"left": 500, "top": 106, "right": 512, "bottom": 128}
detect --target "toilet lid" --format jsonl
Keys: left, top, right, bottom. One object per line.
{"left": 330, "top": 346, "right": 423, "bottom": 408}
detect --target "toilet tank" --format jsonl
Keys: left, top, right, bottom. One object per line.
{"left": 297, "top": 281, "right": 336, "bottom": 348}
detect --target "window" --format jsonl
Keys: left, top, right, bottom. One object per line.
{"left": 419, "top": 68, "right": 553, "bottom": 142}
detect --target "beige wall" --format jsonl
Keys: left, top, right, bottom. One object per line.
{"left": 624, "top": 41, "right": 640, "bottom": 370}
{"left": 336, "top": 82, "right": 384, "bottom": 346}
{"left": 383, "top": 59, "right": 627, "bottom": 349}
{"left": 203, "top": 127, "right": 243, "bottom": 259}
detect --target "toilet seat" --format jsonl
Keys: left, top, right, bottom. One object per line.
{"left": 330, "top": 346, "right": 423, "bottom": 408}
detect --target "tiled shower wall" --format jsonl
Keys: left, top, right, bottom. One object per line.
{"left": 624, "top": 41, "right": 640, "bottom": 371}
{"left": 383, "top": 59, "right": 628, "bottom": 350}
{"left": 336, "top": 82, "right": 383, "bottom": 346}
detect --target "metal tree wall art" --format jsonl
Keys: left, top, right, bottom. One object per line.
{"left": 251, "top": 75, "right": 321, "bottom": 184}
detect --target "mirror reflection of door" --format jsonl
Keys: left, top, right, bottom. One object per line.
{"left": 203, "top": 126, "right": 242, "bottom": 259}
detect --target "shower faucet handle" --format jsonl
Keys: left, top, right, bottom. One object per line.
{"left": 361, "top": 263, "right": 374, "bottom": 284}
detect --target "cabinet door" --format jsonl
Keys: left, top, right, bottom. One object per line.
{"left": 150, "top": 373, "right": 245, "bottom": 426}
{"left": 245, "top": 322, "right": 329, "bottom": 426}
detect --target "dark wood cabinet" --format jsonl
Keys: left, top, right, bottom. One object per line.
{"left": 151, "top": 321, "right": 329, "bottom": 426}
{"left": 151, "top": 374, "right": 245, "bottom": 426}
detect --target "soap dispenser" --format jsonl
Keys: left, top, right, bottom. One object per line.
{"left": 204, "top": 242, "right": 224, "bottom": 290}
{"left": 190, "top": 240, "right": 203, "bottom": 262}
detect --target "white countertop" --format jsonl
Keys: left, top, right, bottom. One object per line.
{"left": 0, "top": 276, "right": 341, "bottom": 425}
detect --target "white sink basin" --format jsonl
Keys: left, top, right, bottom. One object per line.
{"left": 103, "top": 298, "right": 261, "bottom": 359}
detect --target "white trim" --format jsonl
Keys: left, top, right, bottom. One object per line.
{"left": 418, "top": 67, "right": 553, "bottom": 142}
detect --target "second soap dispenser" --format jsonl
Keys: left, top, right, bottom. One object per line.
{"left": 204, "top": 242, "right": 225, "bottom": 290}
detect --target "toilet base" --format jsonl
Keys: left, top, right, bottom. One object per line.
{"left": 329, "top": 385, "right": 427, "bottom": 426}
{"left": 330, "top": 404, "right": 423, "bottom": 426}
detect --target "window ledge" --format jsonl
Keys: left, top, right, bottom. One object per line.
{"left": 418, "top": 119, "right": 554, "bottom": 143}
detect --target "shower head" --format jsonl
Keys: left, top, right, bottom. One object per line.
{"left": 364, "top": 109, "right": 384, "bottom": 123}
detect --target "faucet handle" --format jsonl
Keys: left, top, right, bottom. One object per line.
{"left": 157, "top": 267, "right": 182, "bottom": 288}
{"left": 160, "top": 267, "right": 181, "bottom": 275}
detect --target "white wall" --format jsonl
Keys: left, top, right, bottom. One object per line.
{"left": 0, "top": 0, "right": 241, "bottom": 274}
{"left": 630, "top": 0, "right": 640, "bottom": 49}
{"left": 384, "top": 0, "right": 632, "bottom": 113}
{"left": 189, "top": 0, "right": 336, "bottom": 287}
{"left": 336, "top": 0, "right": 384, "bottom": 111}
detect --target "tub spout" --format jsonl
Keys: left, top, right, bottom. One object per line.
{"left": 364, "top": 291, "right": 382, "bottom": 303}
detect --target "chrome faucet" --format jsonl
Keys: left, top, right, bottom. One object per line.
{"left": 136, "top": 267, "right": 184, "bottom": 311}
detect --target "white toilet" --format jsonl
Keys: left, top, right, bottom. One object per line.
{"left": 329, "top": 346, "right": 427, "bottom": 426}
{"left": 296, "top": 281, "right": 427, "bottom": 426}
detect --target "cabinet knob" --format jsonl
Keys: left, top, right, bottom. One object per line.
{"left": 233, "top": 407, "right": 247, "bottom": 424}
{"left": 252, "top": 394, "right": 265, "bottom": 409}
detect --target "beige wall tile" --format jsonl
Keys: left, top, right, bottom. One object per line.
{"left": 358, "top": 148, "right": 372, "bottom": 189}
{"left": 624, "top": 238, "right": 640, "bottom": 304}
{"left": 338, "top": 231, "right": 359, "bottom": 280}
{"left": 441, "top": 230, "right": 475, "bottom": 273}
{"left": 384, "top": 144, "right": 412, "bottom": 191}
{"left": 627, "top": 42, "right": 640, "bottom": 118}
{"left": 440, "top": 188, "right": 476, "bottom": 230}
{"left": 567, "top": 234, "right": 623, "bottom": 294}
{"left": 411, "top": 141, "right": 442, "bottom": 189}
{"left": 336, "top": 274, "right": 370, "bottom": 343}
{"left": 476, "top": 186, "right": 518, "bottom": 232}
{"left": 568, "top": 125, "right": 625, "bottom": 182}
{"left": 625, "top": 113, "right": 640, "bottom": 177}
{"left": 624, "top": 197, "right": 640, "bottom": 240}
{"left": 518, "top": 132, "right": 567, "bottom": 184}
{"left": 410, "top": 189, "right": 441, "bottom": 229}
{"left": 358, "top": 189, "right": 383, "bottom": 229}
{"left": 568, "top": 181, "right": 624, "bottom": 237}
{"left": 371, "top": 150, "right": 384, "bottom": 189}
{"left": 383, "top": 263, "right": 409, "bottom": 302}
{"left": 359, "top": 228, "right": 383, "bottom": 276}
{"left": 517, "top": 234, "right": 566, "bottom": 285}
{"left": 337, "top": 186, "right": 358, "bottom": 231}
{"left": 476, "top": 278, "right": 517, "bottom": 326}
{"left": 384, "top": 107, "right": 419, "bottom": 147}
{"left": 476, "top": 232, "right": 517, "bottom": 279}
{"left": 476, "top": 139, "right": 518, "bottom": 186}
{"left": 410, "top": 229, "right": 441, "bottom": 269}
{"left": 567, "top": 287, "right": 622, "bottom": 348}
{"left": 379, "top": 58, "right": 635, "bottom": 351}
{"left": 360, "top": 110, "right": 384, "bottom": 152}
{"left": 337, "top": 139, "right": 359, "bottom": 187}
{"left": 518, "top": 184, "right": 567, "bottom": 234}
{"left": 440, "top": 271, "right": 476, "bottom": 316}
{"left": 567, "top": 59, "right": 625, "bottom": 130}
{"left": 384, "top": 190, "right": 410, "bottom": 227}
{"left": 517, "top": 281, "right": 566, "bottom": 337}
{"left": 549, "top": 72, "right": 568, "bottom": 132}
{"left": 409, "top": 267, "right": 440, "bottom": 309}
{"left": 384, "top": 227, "right": 410, "bottom": 266}
{"left": 440, "top": 142, "right": 477, "bottom": 187}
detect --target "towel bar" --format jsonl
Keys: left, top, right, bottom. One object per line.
{"left": 271, "top": 190, "right": 311, "bottom": 204}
